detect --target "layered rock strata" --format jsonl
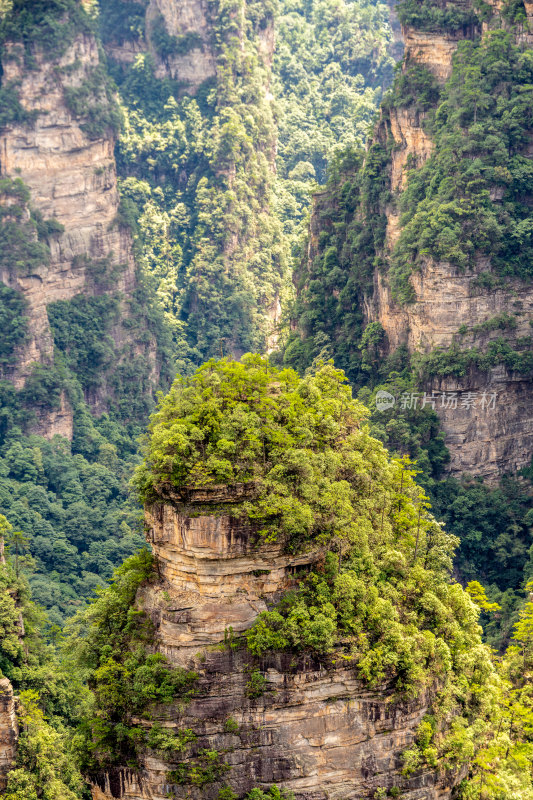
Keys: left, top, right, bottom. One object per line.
{"left": 0, "top": 25, "right": 155, "bottom": 434}
{"left": 91, "top": 492, "right": 463, "bottom": 800}
{"left": 305, "top": 0, "right": 533, "bottom": 481}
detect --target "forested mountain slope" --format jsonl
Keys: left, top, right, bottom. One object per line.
{"left": 98, "top": 0, "right": 397, "bottom": 366}
{"left": 0, "top": 0, "right": 399, "bottom": 623}
{"left": 73, "top": 359, "right": 533, "bottom": 800}
{"left": 0, "top": 0, "right": 175, "bottom": 622}
{"left": 0, "top": 1, "right": 533, "bottom": 799}
{"left": 286, "top": 0, "right": 533, "bottom": 633}
{"left": 288, "top": 0, "right": 533, "bottom": 481}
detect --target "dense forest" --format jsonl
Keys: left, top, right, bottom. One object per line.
{"left": 0, "top": 0, "right": 532, "bottom": 797}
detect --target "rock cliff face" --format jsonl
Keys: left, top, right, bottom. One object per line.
{"left": 90, "top": 492, "right": 463, "bottom": 800}
{"left": 0, "top": 19, "right": 157, "bottom": 436}
{"left": 104, "top": 0, "right": 217, "bottom": 92}
{"left": 104, "top": 0, "right": 274, "bottom": 92}
{"left": 0, "top": 678, "right": 18, "bottom": 792}
{"left": 303, "top": 0, "right": 533, "bottom": 481}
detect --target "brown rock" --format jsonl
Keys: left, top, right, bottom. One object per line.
{"left": 90, "top": 501, "right": 466, "bottom": 800}
{"left": 0, "top": 678, "right": 18, "bottom": 792}
{"left": 0, "top": 28, "right": 156, "bottom": 435}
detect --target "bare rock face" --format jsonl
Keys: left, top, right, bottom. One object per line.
{"left": 0, "top": 26, "right": 155, "bottom": 434}
{"left": 103, "top": 0, "right": 217, "bottom": 93}
{"left": 340, "top": 5, "right": 533, "bottom": 481}
{"left": 91, "top": 496, "right": 464, "bottom": 800}
{"left": 0, "top": 678, "right": 18, "bottom": 792}
{"left": 379, "top": 17, "right": 533, "bottom": 480}
{"left": 144, "top": 497, "right": 321, "bottom": 662}
{"left": 146, "top": 0, "right": 217, "bottom": 89}
{"left": 387, "top": 106, "right": 434, "bottom": 196}
{"left": 402, "top": 26, "right": 466, "bottom": 81}
{"left": 105, "top": 0, "right": 274, "bottom": 93}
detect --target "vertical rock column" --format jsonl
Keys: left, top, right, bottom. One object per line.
{"left": 0, "top": 678, "right": 18, "bottom": 791}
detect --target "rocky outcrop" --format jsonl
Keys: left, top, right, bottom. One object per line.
{"left": 105, "top": 0, "right": 275, "bottom": 94}
{"left": 374, "top": 10, "right": 533, "bottom": 480}
{"left": 306, "top": 1, "right": 533, "bottom": 482}
{"left": 388, "top": 106, "right": 434, "bottom": 195}
{"left": 0, "top": 678, "right": 18, "bottom": 792}
{"left": 144, "top": 496, "right": 321, "bottom": 662}
{"left": 90, "top": 494, "right": 464, "bottom": 800}
{"left": 0, "top": 22, "right": 157, "bottom": 434}
{"left": 103, "top": 0, "right": 216, "bottom": 93}
{"left": 402, "top": 26, "right": 467, "bottom": 81}
{"left": 146, "top": 0, "right": 217, "bottom": 89}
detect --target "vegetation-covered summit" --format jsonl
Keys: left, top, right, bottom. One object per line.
{"left": 136, "top": 357, "right": 483, "bottom": 691}
{"left": 128, "top": 357, "right": 533, "bottom": 797}
{"left": 137, "top": 357, "right": 436, "bottom": 550}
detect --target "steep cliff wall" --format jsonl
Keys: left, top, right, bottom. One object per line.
{"left": 102, "top": 0, "right": 217, "bottom": 93}
{"left": 90, "top": 497, "right": 464, "bottom": 800}
{"left": 0, "top": 3, "right": 160, "bottom": 436}
{"left": 295, "top": 0, "right": 533, "bottom": 481}
{"left": 83, "top": 360, "right": 491, "bottom": 800}
{"left": 0, "top": 678, "right": 18, "bottom": 792}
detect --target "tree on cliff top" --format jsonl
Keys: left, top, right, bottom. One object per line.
{"left": 134, "top": 354, "right": 443, "bottom": 553}
{"left": 132, "top": 354, "right": 503, "bottom": 777}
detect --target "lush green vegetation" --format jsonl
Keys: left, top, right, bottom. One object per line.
{"left": 0, "top": 516, "right": 89, "bottom": 799}
{"left": 0, "top": 284, "right": 28, "bottom": 369}
{"left": 411, "top": 337, "right": 533, "bottom": 380}
{"left": 0, "top": 178, "right": 54, "bottom": 274}
{"left": 1, "top": 1, "right": 533, "bottom": 796}
{"left": 391, "top": 30, "right": 533, "bottom": 302}
{"left": 0, "top": 0, "right": 93, "bottom": 62}
{"left": 109, "top": 0, "right": 286, "bottom": 369}
{"left": 282, "top": 142, "right": 392, "bottom": 383}
{"left": 137, "top": 356, "right": 430, "bottom": 554}
{"left": 138, "top": 357, "right": 476, "bottom": 699}
{"left": 282, "top": 5, "right": 533, "bottom": 652}
{"left": 97, "top": 0, "right": 146, "bottom": 45}
{"left": 63, "top": 64, "right": 122, "bottom": 140}
{"left": 98, "top": 0, "right": 397, "bottom": 368}
{"left": 272, "top": 0, "right": 395, "bottom": 252}
{"left": 396, "top": 0, "right": 480, "bottom": 32}
{"left": 0, "top": 420, "right": 146, "bottom": 625}
{"left": 47, "top": 294, "right": 120, "bottom": 392}
{"left": 129, "top": 357, "right": 533, "bottom": 796}
{"left": 65, "top": 549, "right": 199, "bottom": 772}
{"left": 286, "top": 12, "right": 533, "bottom": 368}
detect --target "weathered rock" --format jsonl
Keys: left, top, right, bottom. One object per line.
{"left": 146, "top": 0, "right": 217, "bottom": 90}
{"left": 307, "top": 3, "right": 533, "bottom": 482}
{"left": 373, "top": 13, "right": 533, "bottom": 480}
{"left": 91, "top": 499, "right": 465, "bottom": 800}
{"left": 0, "top": 678, "right": 18, "bottom": 792}
{"left": 0, "top": 27, "right": 156, "bottom": 434}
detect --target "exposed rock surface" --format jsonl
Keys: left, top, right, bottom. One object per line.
{"left": 0, "top": 27, "right": 155, "bottom": 434}
{"left": 146, "top": 0, "right": 216, "bottom": 89}
{"left": 307, "top": 0, "right": 533, "bottom": 481}
{"left": 0, "top": 678, "right": 18, "bottom": 792}
{"left": 91, "top": 494, "right": 464, "bottom": 800}
{"left": 104, "top": 0, "right": 216, "bottom": 92}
